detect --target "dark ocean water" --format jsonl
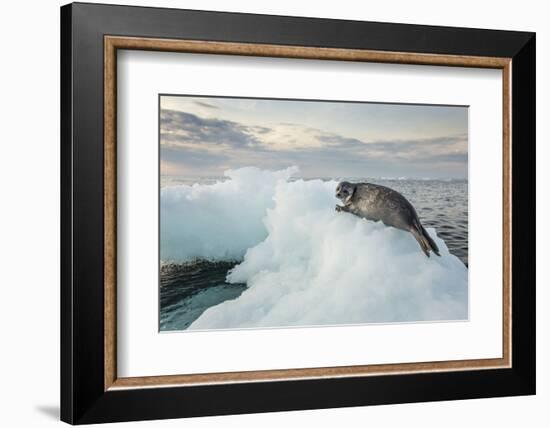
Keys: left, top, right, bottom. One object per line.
{"left": 159, "top": 178, "right": 468, "bottom": 331}
{"left": 160, "top": 261, "right": 246, "bottom": 331}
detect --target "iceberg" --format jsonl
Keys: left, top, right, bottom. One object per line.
{"left": 160, "top": 166, "right": 298, "bottom": 262}
{"left": 161, "top": 167, "right": 468, "bottom": 329}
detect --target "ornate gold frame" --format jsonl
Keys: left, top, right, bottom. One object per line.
{"left": 104, "top": 36, "right": 512, "bottom": 391}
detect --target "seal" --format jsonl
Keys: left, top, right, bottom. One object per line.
{"left": 335, "top": 181, "right": 440, "bottom": 257}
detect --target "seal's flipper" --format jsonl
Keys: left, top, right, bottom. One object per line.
{"left": 335, "top": 205, "right": 349, "bottom": 213}
{"left": 411, "top": 228, "right": 430, "bottom": 257}
{"left": 421, "top": 226, "right": 440, "bottom": 256}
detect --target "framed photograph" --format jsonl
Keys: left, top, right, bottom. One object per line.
{"left": 60, "top": 2, "right": 535, "bottom": 424}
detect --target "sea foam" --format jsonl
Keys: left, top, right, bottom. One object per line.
{"left": 161, "top": 167, "right": 468, "bottom": 328}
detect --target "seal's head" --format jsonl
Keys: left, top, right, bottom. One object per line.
{"left": 335, "top": 181, "right": 356, "bottom": 204}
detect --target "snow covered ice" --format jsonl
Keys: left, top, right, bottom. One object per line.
{"left": 160, "top": 167, "right": 468, "bottom": 330}
{"left": 161, "top": 167, "right": 298, "bottom": 262}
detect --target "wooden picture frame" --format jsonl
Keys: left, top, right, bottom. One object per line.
{"left": 61, "top": 2, "right": 535, "bottom": 424}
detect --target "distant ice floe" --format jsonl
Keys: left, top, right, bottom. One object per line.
{"left": 161, "top": 167, "right": 468, "bottom": 329}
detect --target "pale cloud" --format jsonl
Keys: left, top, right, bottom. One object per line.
{"left": 159, "top": 98, "right": 468, "bottom": 179}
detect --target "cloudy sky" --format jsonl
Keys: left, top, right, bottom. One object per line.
{"left": 160, "top": 95, "right": 468, "bottom": 179}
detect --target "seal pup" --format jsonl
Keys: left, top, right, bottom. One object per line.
{"left": 335, "top": 181, "right": 440, "bottom": 257}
